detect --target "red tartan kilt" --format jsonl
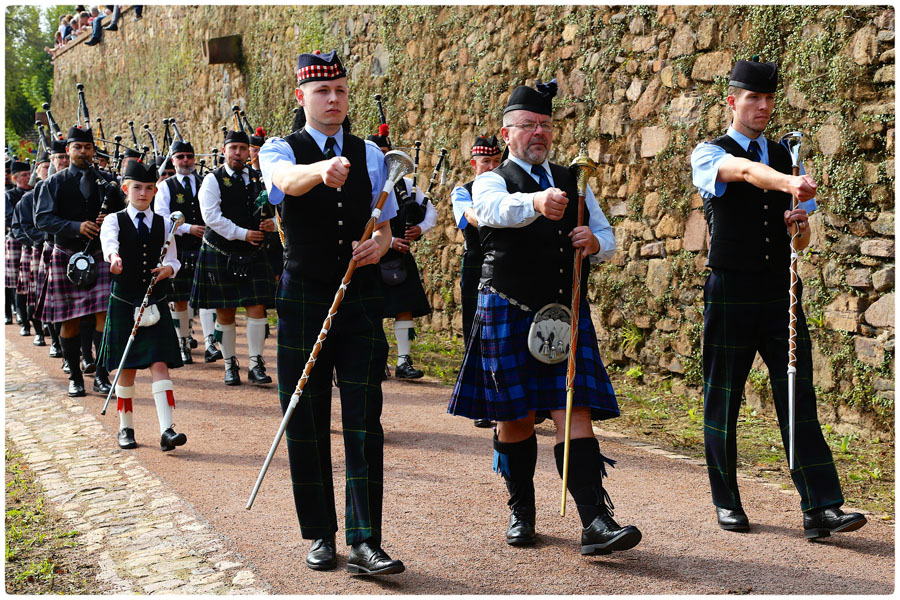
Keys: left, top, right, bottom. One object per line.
{"left": 5, "top": 237, "right": 21, "bottom": 288}
{"left": 16, "top": 245, "right": 32, "bottom": 295}
{"left": 39, "top": 246, "right": 112, "bottom": 323}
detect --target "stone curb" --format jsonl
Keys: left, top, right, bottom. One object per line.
{"left": 5, "top": 349, "right": 272, "bottom": 595}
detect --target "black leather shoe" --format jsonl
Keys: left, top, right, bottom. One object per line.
{"left": 581, "top": 512, "right": 642, "bottom": 555}
{"left": 247, "top": 357, "right": 272, "bottom": 385}
{"left": 179, "top": 338, "right": 193, "bottom": 364}
{"left": 204, "top": 336, "right": 223, "bottom": 362}
{"left": 394, "top": 355, "right": 424, "bottom": 379}
{"left": 68, "top": 379, "right": 86, "bottom": 397}
{"left": 49, "top": 341, "right": 62, "bottom": 357}
{"left": 224, "top": 357, "right": 241, "bottom": 386}
{"left": 803, "top": 507, "right": 867, "bottom": 539}
{"left": 5, "top": 315, "right": 12, "bottom": 325}
{"left": 93, "top": 376, "right": 112, "bottom": 395}
{"left": 506, "top": 507, "right": 536, "bottom": 547}
{"left": 81, "top": 357, "right": 97, "bottom": 375}
{"left": 62, "top": 359, "right": 71, "bottom": 373}
{"left": 33, "top": 334, "right": 46, "bottom": 346}
{"left": 716, "top": 507, "right": 750, "bottom": 532}
{"left": 474, "top": 418, "right": 495, "bottom": 429}
{"left": 117, "top": 428, "right": 137, "bottom": 449}
{"left": 305, "top": 537, "right": 337, "bottom": 571}
{"left": 103, "top": 22, "right": 118, "bottom": 31}
{"left": 84, "top": 38, "right": 100, "bottom": 46}
{"left": 19, "top": 324, "right": 31, "bottom": 336}
{"left": 160, "top": 428, "right": 187, "bottom": 451}
{"left": 346, "top": 541, "right": 405, "bottom": 575}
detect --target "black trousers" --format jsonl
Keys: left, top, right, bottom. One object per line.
{"left": 703, "top": 268, "right": 843, "bottom": 512}
{"left": 276, "top": 270, "right": 388, "bottom": 545}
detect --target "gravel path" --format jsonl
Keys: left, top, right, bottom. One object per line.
{"left": 5, "top": 323, "right": 894, "bottom": 594}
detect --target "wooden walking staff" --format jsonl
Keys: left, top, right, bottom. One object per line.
{"left": 780, "top": 130, "right": 803, "bottom": 470}
{"left": 246, "top": 150, "right": 415, "bottom": 510}
{"left": 560, "top": 152, "right": 597, "bottom": 517}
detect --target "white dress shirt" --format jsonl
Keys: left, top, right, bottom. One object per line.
{"left": 198, "top": 165, "right": 267, "bottom": 242}
{"left": 154, "top": 172, "right": 202, "bottom": 236}
{"left": 100, "top": 204, "right": 180, "bottom": 276}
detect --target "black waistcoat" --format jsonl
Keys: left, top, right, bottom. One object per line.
{"left": 281, "top": 129, "right": 374, "bottom": 286}
{"left": 389, "top": 178, "right": 426, "bottom": 240}
{"left": 204, "top": 166, "right": 262, "bottom": 254}
{"left": 164, "top": 174, "right": 204, "bottom": 251}
{"left": 113, "top": 210, "right": 170, "bottom": 298}
{"left": 460, "top": 181, "right": 483, "bottom": 262}
{"left": 52, "top": 167, "right": 123, "bottom": 251}
{"left": 480, "top": 160, "right": 589, "bottom": 310}
{"left": 704, "top": 136, "right": 793, "bottom": 273}
{"left": 6, "top": 186, "right": 27, "bottom": 237}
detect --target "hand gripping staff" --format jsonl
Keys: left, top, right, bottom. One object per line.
{"left": 101, "top": 212, "right": 186, "bottom": 415}
{"left": 246, "top": 150, "right": 414, "bottom": 510}
{"left": 780, "top": 131, "right": 803, "bottom": 470}
{"left": 560, "top": 153, "right": 597, "bottom": 517}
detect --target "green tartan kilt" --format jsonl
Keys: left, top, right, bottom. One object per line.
{"left": 99, "top": 282, "right": 184, "bottom": 371}
{"left": 189, "top": 242, "right": 276, "bottom": 309}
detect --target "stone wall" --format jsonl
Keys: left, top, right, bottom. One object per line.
{"left": 51, "top": 5, "right": 895, "bottom": 431}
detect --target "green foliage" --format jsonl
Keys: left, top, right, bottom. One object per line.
{"left": 620, "top": 322, "right": 644, "bottom": 353}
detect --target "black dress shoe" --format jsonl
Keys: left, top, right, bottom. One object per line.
{"left": 62, "top": 359, "right": 71, "bottom": 373}
{"left": 247, "top": 357, "right": 272, "bottom": 385}
{"left": 103, "top": 22, "right": 118, "bottom": 30}
{"left": 188, "top": 336, "right": 198, "bottom": 349}
{"left": 224, "top": 357, "right": 241, "bottom": 386}
{"left": 474, "top": 418, "right": 495, "bottom": 429}
{"left": 305, "top": 537, "right": 337, "bottom": 571}
{"left": 716, "top": 507, "right": 750, "bottom": 532}
{"left": 19, "top": 324, "right": 31, "bottom": 336}
{"left": 394, "top": 355, "right": 424, "bottom": 379}
{"left": 581, "top": 512, "right": 642, "bottom": 555}
{"left": 160, "top": 428, "right": 187, "bottom": 451}
{"left": 117, "top": 428, "right": 137, "bottom": 449}
{"left": 81, "top": 357, "right": 97, "bottom": 374}
{"left": 49, "top": 341, "right": 62, "bottom": 357}
{"left": 84, "top": 38, "right": 100, "bottom": 46}
{"left": 68, "top": 380, "right": 86, "bottom": 397}
{"left": 179, "top": 338, "right": 193, "bottom": 364}
{"left": 506, "top": 507, "right": 536, "bottom": 546}
{"left": 5, "top": 315, "right": 12, "bottom": 325}
{"left": 803, "top": 507, "right": 867, "bottom": 539}
{"left": 346, "top": 541, "right": 405, "bottom": 575}
{"left": 204, "top": 336, "right": 223, "bottom": 362}
{"left": 33, "top": 334, "right": 46, "bottom": 346}
{"left": 93, "top": 376, "right": 112, "bottom": 395}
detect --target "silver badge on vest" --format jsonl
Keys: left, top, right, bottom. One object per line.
{"left": 527, "top": 303, "right": 572, "bottom": 364}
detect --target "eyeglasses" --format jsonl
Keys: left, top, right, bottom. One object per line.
{"left": 173, "top": 154, "right": 194, "bottom": 160}
{"left": 508, "top": 121, "right": 554, "bottom": 133}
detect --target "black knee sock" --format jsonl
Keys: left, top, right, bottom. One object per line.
{"left": 60, "top": 336, "right": 83, "bottom": 383}
{"left": 554, "top": 437, "right": 616, "bottom": 528}
{"left": 31, "top": 316, "right": 42, "bottom": 335}
{"left": 6, "top": 288, "right": 16, "bottom": 319}
{"left": 79, "top": 320, "right": 94, "bottom": 360}
{"left": 494, "top": 432, "right": 538, "bottom": 513}
{"left": 93, "top": 330, "right": 108, "bottom": 380}
{"left": 16, "top": 294, "right": 29, "bottom": 325}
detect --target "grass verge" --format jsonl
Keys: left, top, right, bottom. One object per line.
{"left": 5, "top": 443, "right": 101, "bottom": 594}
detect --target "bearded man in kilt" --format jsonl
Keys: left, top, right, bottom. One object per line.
{"left": 154, "top": 139, "right": 223, "bottom": 365}
{"left": 259, "top": 49, "right": 405, "bottom": 576}
{"left": 6, "top": 160, "right": 32, "bottom": 329}
{"left": 98, "top": 160, "right": 186, "bottom": 451}
{"left": 190, "top": 129, "right": 276, "bottom": 386}
{"left": 448, "top": 81, "right": 642, "bottom": 556}
{"left": 35, "top": 126, "right": 123, "bottom": 397}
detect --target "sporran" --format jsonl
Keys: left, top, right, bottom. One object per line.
{"left": 527, "top": 303, "right": 572, "bottom": 364}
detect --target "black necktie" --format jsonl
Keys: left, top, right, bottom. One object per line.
{"left": 79, "top": 168, "right": 97, "bottom": 201}
{"left": 324, "top": 137, "right": 337, "bottom": 159}
{"left": 531, "top": 164, "right": 551, "bottom": 190}
{"left": 136, "top": 212, "right": 150, "bottom": 240}
{"left": 747, "top": 140, "right": 761, "bottom": 163}
{"left": 233, "top": 170, "right": 245, "bottom": 190}
{"left": 181, "top": 176, "right": 193, "bottom": 202}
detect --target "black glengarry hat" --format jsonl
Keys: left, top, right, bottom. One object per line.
{"left": 66, "top": 126, "right": 94, "bottom": 144}
{"left": 122, "top": 160, "right": 158, "bottom": 183}
{"left": 155, "top": 155, "right": 174, "bottom": 171}
{"left": 503, "top": 79, "right": 558, "bottom": 116}
{"left": 122, "top": 147, "right": 143, "bottom": 159}
{"left": 223, "top": 129, "right": 250, "bottom": 146}
{"left": 729, "top": 56, "right": 778, "bottom": 94}
{"left": 296, "top": 50, "right": 347, "bottom": 84}
{"left": 50, "top": 140, "right": 68, "bottom": 155}
{"left": 36, "top": 151, "right": 50, "bottom": 164}
{"left": 10, "top": 161, "right": 29, "bottom": 174}
{"left": 249, "top": 127, "right": 266, "bottom": 148}
{"left": 170, "top": 140, "right": 194, "bottom": 155}
{"left": 366, "top": 124, "right": 391, "bottom": 148}
{"left": 472, "top": 135, "right": 501, "bottom": 157}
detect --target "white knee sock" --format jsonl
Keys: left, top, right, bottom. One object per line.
{"left": 173, "top": 309, "right": 190, "bottom": 339}
{"left": 151, "top": 379, "right": 175, "bottom": 434}
{"left": 116, "top": 384, "right": 134, "bottom": 429}
{"left": 218, "top": 322, "right": 236, "bottom": 360}
{"left": 395, "top": 320, "right": 414, "bottom": 365}
{"left": 246, "top": 317, "right": 267, "bottom": 368}
{"left": 200, "top": 309, "right": 217, "bottom": 346}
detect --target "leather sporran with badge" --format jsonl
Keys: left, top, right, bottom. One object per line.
{"left": 379, "top": 254, "right": 408, "bottom": 286}
{"left": 227, "top": 252, "right": 254, "bottom": 278}
{"left": 527, "top": 303, "right": 573, "bottom": 364}
{"left": 66, "top": 250, "right": 99, "bottom": 288}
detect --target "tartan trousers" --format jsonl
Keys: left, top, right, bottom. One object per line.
{"left": 276, "top": 269, "right": 387, "bottom": 545}
{"left": 703, "top": 268, "right": 843, "bottom": 512}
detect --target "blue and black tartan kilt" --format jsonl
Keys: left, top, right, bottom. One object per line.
{"left": 169, "top": 247, "right": 200, "bottom": 302}
{"left": 34, "top": 242, "right": 53, "bottom": 321}
{"left": 27, "top": 245, "right": 42, "bottom": 312}
{"left": 99, "top": 281, "right": 183, "bottom": 371}
{"left": 381, "top": 250, "right": 431, "bottom": 318}
{"left": 189, "top": 242, "right": 275, "bottom": 309}
{"left": 448, "top": 289, "right": 619, "bottom": 423}
{"left": 39, "top": 246, "right": 112, "bottom": 323}
{"left": 16, "top": 244, "right": 32, "bottom": 296}
{"left": 5, "top": 237, "right": 21, "bottom": 288}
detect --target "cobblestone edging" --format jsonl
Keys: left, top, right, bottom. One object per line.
{"left": 5, "top": 350, "right": 271, "bottom": 595}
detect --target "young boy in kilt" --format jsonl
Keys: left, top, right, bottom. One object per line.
{"left": 448, "top": 81, "right": 642, "bottom": 556}
{"left": 190, "top": 129, "right": 277, "bottom": 386}
{"left": 98, "top": 160, "right": 186, "bottom": 451}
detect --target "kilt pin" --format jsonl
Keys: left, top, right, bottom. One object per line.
{"left": 276, "top": 269, "right": 387, "bottom": 545}
{"left": 703, "top": 268, "right": 843, "bottom": 512}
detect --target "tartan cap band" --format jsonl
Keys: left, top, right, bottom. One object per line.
{"left": 472, "top": 145, "right": 501, "bottom": 156}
